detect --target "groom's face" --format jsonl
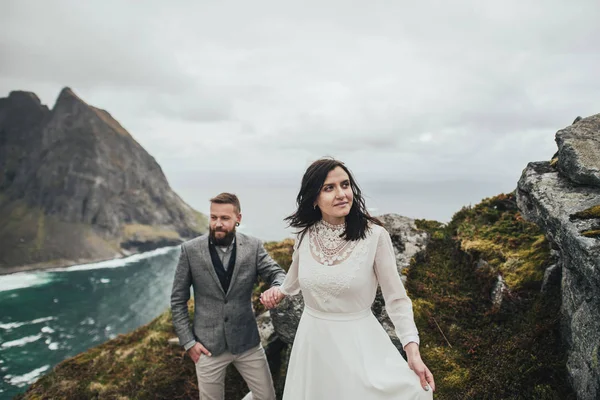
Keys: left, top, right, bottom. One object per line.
{"left": 209, "top": 203, "right": 241, "bottom": 245}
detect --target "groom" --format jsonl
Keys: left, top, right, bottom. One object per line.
{"left": 170, "top": 193, "right": 286, "bottom": 400}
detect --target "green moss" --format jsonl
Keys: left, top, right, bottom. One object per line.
{"left": 415, "top": 219, "right": 445, "bottom": 232}
{"left": 502, "top": 235, "right": 548, "bottom": 288}
{"left": 35, "top": 212, "right": 45, "bottom": 251}
{"left": 121, "top": 223, "right": 181, "bottom": 242}
{"left": 570, "top": 204, "right": 600, "bottom": 220}
{"left": 253, "top": 239, "right": 295, "bottom": 314}
{"left": 406, "top": 193, "right": 575, "bottom": 399}
{"left": 582, "top": 230, "right": 600, "bottom": 238}
{"left": 449, "top": 193, "right": 551, "bottom": 291}
{"left": 0, "top": 199, "right": 49, "bottom": 267}
{"left": 426, "top": 346, "right": 470, "bottom": 390}
{"left": 264, "top": 239, "right": 294, "bottom": 271}
{"left": 1, "top": 200, "right": 32, "bottom": 232}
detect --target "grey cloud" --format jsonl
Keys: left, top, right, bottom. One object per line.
{"left": 1, "top": 1, "right": 190, "bottom": 91}
{"left": 1, "top": 0, "right": 599, "bottom": 187}
{"left": 139, "top": 89, "right": 233, "bottom": 123}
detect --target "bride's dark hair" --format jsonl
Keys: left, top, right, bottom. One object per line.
{"left": 285, "top": 158, "right": 382, "bottom": 241}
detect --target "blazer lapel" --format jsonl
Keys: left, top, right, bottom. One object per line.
{"left": 199, "top": 236, "right": 225, "bottom": 295}
{"left": 226, "top": 233, "right": 245, "bottom": 297}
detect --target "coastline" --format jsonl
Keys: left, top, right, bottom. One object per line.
{"left": 0, "top": 231, "right": 288, "bottom": 277}
{"left": 0, "top": 245, "right": 182, "bottom": 276}
{"left": 0, "top": 255, "right": 131, "bottom": 276}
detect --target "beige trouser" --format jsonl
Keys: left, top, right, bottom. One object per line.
{"left": 195, "top": 344, "right": 276, "bottom": 400}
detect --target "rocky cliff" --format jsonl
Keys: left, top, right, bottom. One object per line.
{"left": 0, "top": 88, "right": 207, "bottom": 273}
{"left": 517, "top": 114, "right": 600, "bottom": 399}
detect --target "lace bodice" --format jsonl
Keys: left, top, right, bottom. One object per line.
{"left": 280, "top": 223, "right": 420, "bottom": 347}
{"left": 308, "top": 220, "right": 360, "bottom": 266}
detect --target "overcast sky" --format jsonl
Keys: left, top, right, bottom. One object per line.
{"left": 2, "top": 1, "right": 599, "bottom": 238}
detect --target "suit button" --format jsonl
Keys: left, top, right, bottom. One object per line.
{"left": 224, "top": 300, "right": 228, "bottom": 304}
{"left": 224, "top": 317, "right": 229, "bottom": 322}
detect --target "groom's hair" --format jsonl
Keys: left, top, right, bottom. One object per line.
{"left": 210, "top": 192, "right": 241, "bottom": 214}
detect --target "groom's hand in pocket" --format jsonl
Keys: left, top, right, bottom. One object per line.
{"left": 188, "top": 342, "right": 212, "bottom": 363}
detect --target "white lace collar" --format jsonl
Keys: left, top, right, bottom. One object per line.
{"left": 309, "top": 220, "right": 358, "bottom": 266}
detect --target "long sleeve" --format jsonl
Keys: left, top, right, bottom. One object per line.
{"left": 256, "top": 240, "right": 287, "bottom": 287}
{"left": 279, "top": 236, "right": 301, "bottom": 296}
{"left": 373, "top": 228, "right": 420, "bottom": 348}
{"left": 170, "top": 244, "right": 196, "bottom": 348}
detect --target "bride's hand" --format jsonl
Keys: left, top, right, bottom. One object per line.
{"left": 260, "top": 287, "right": 285, "bottom": 309}
{"left": 404, "top": 343, "right": 435, "bottom": 392}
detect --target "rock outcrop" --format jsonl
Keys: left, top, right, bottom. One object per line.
{"left": 0, "top": 87, "right": 208, "bottom": 273}
{"left": 517, "top": 113, "right": 600, "bottom": 399}
{"left": 271, "top": 215, "right": 429, "bottom": 350}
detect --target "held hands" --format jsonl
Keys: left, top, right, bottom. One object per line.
{"left": 260, "top": 286, "right": 285, "bottom": 309}
{"left": 187, "top": 342, "right": 212, "bottom": 364}
{"left": 404, "top": 342, "right": 436, "bottom": 392}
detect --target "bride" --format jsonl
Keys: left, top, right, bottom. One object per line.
{"left": 260, "top": 158, "right": 435, "bottom": 399}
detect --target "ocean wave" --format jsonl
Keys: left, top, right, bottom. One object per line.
{"left": 0, "top": 316, "right": 55, "bottom": 330}
{"left": 0, "top": 272, "right": 54, "bottom": 292}
{"left": 49, "top": 246, "right": 179, "bottom": 273}
{"left": 1, "top": 334, "right": 42, "bottom": 349}
{"left": 0, "top": 246, "right": 178, "bottom": 293}
{"left": 4, "top": 365, "right": 50, "bottom": 387}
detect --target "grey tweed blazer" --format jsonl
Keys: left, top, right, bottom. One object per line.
{"left": 170, "top": 232, "right": 286, "bottom": 356}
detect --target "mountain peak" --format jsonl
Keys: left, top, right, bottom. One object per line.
{"left": 59, "top": 86, "right": 76, "bottom": 98}
{"left": 0, "top": 86, "right": 207, "bottom": 272}
{"left": 2, "top": 90, "right": 45, "bottom": 111}
{"left": 50, "top": 87, "right": 131, "bottom": 138}
{"left": 54, "top": 86, "right": 87, "bottom": 110}
{"left": 7, "top": 90, "right": 42, "bottom": 102}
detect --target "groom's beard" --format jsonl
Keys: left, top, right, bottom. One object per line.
{"left": 210, "top": 227, "right": 236, "bottom": 246}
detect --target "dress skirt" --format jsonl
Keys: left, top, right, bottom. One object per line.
{"left": 282, "top": 306, "right": 433, "bottom": 400}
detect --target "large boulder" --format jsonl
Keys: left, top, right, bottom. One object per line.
{"left": 556, "top": 113, "right": 600, "bottom": 187}
{"left": 517, "top": 114, "right": 600, "bottom": 400}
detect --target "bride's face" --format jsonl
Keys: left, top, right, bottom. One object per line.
{"left": 315, "top": 167, "right": 354, "bottom": 224}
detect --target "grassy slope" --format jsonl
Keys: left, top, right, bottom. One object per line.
{"left": 16, "top": 241, "right": 295, "bottom": 400}
{"left": 0, "top": 195, "right": 121, "bottom": 271}
{"left": 408, "top": 193, "right": 575, "bottom": 399}
{"left": 16, "top": 311, "right": 199, "bottom": 400}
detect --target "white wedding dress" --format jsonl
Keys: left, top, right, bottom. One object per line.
{"left": 279, "top": 221, "right": 433, "bottom": 400}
